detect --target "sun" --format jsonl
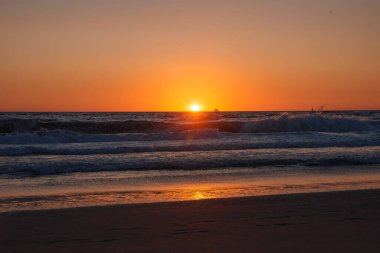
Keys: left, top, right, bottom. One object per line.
{"left": 190, "top": 104, "right": 201, "bottom": 112}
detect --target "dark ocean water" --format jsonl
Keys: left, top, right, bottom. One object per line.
{"left": 1, "top": 111, "right": 380, "bottom": 174}
{"left": 1, "top": 111, "right": 380, "bottom": 211}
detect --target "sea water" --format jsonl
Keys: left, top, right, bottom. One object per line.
{"left": 1, "top": 111, "right": 380, "bottom": 212}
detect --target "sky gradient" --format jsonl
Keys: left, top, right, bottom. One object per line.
{"left": 1, "top": 0, "right": 379, "bottom": 111}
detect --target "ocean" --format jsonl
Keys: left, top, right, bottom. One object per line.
{"left": 1, "top": 111, "right": 380, "bottom": 212}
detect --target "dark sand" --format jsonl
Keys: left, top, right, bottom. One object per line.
{"left": 1, "top": 189, "right": 380, "bottom": 253}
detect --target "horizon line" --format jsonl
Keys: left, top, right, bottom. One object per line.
{"left": 1, "top": 109, "right": 380, "bottom": 113}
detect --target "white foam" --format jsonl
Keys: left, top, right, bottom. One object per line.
{"left": 238, "top": 113, "right": 376, "bottom": 133}
{"left": 1, "top": 146, "right": 380, "bottom": 175}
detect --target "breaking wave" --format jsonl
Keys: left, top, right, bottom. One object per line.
{"left": 0, "top": 113, "right": 378, "bottom": 136}
{"left": 1, "top": 146, "right": 379, "bottom": 175}
{"left": 1, "top": 131, "right": 379, "bottom": 156}
{"left": 0, "top": 129, "right": 220, "bottom": 145}
{"left": 219, "top": 114, "right": 378, "bottom": 133}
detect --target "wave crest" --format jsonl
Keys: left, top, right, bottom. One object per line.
{"left": 219, "top": 114, "right": 377, "bottom": 133}
{"left": 0, "top": 113, "right": 378, "bottom": 135}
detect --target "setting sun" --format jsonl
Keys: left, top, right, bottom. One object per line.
{"left": 190, "top": 104, "right": 201, "bottom": 112}
{"left": 1, "top": 1, "right": 379, "bottom": 253}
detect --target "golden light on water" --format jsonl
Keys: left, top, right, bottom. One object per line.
{"left": 191, "top": 191, "right": 208, "bottom": 200}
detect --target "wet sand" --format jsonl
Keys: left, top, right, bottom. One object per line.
{"left": 1, "top": 189, "right": 380, "bottom": 253}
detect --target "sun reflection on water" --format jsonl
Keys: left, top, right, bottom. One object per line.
{"left": 2, "top": 173, "right": 380, "bottom": 212}
{"left": 191, "top": 191, "right": 208, "bottom": 200}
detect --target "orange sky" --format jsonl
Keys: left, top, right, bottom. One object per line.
{"left": 0, "top": 0, "right": 379, "bottom": 111}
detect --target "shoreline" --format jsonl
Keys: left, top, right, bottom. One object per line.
{"left": 1, "top": 189, "right": 380, "bottom": 252}
{"left": 2, "top": 166, "right": 380, "bottom": 213}
{"left": 1, "top": 187, "right": 379, "bottom": 214}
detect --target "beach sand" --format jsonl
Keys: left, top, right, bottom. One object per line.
{"left": 1, "top": 189, "right": 379, "bottom": 253}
